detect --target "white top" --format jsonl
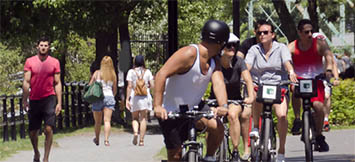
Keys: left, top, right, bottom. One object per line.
{"left": 96, "top": 79, "right": 114, "bottom": 97}
{"left": 163, "top": 44, "right": 215, "bottom": 112}
{"left": 126, "top": 67, "right": 154, "bottom": 96}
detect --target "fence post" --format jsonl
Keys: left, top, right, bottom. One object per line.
{"left": 71, "top": 82, "right": 77, "bottom": 128}
{"left": 19, "top": 97, "right": 25, "bottom": 139}
{"left": 2, "top": 96, "right": 9, "bottom": 142}
{"left": 10, "top": 96, "right": 16, "bottom": 141}
{"left": 64, "top": 83, "right": 70, "bottom": 128}
{"left": 77, "top": 83, "right": 83, "bottom": 127}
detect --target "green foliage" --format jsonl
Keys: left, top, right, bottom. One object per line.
{"left": 0, "top": 43, "right": 23, "bottom": 95}
{"left": 329, "top": 79, "right": 355, "bottom": 126}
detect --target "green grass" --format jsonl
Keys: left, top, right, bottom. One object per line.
{"left": 0, "top": 125, "right": 125, "bottom": 161}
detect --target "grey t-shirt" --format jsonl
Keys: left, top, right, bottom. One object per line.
{"left": 245, "top": 41, "right": 292, "bottom": 84}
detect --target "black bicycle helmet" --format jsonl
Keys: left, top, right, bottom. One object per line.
{"left": 201, "top": 20, "right": 230, "bottom": 45}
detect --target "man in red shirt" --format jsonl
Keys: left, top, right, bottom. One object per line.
{"left": 22, "top": 37, "right": 62, "bottom": 162}
{"left": 288, "top": 19, "right": 334, "bottom": 152}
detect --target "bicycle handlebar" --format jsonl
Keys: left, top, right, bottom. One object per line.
{"left": 205, "top": 99, "right": 245, "bottom": 107}
{"left": 167, "top": 110, "right": 214, "bottom": 120}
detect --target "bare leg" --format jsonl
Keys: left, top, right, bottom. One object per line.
{"left": 103, "top": 108, "right": 113, "bottom": 145}
{"left": 199, "top": 118, "right": 224, "bottom": 156}
{"left": 324, "top": 94, "right": 331, "bottom": 119}
{"left": 29, "top": 130, "right": 40, "bottom": 161}
{"left": 240, "top": 106, "right": 252, "bottom": 155}
{"left": 131, "top": 111, "right": 139, "bottom": 145}
{"left": 167, "top": 147, "right": 183, "bottom": 161}
{"left": 93, "top": 111, "right": 103, "bottom": 143}
{"left": 228, "top": 104, "right": 242, "bottom": 150}
{"left": 292, "top": 94, "right": 302, "bottom": 119}
{"left": 43, "top": 125, "right": 53, "bottom": 162}
{"left": 252, "top": 101, "right": 263, "bottom": 129}
{"left": 312, "top": 101, "right": 325, "bottom": 136}
{"left": 274, "top": 97, "right": 289, "bottom": 155}
{"left": 139, "top": 110, "right": 148, "bottom": 145}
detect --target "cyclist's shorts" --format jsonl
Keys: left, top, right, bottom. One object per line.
{"left": 254, "top": 86, "right": 289, "bottom": 103}
{"left": 291, "top": 77, "right": 325, "bottom": 103}
{"left": 158, "top": 103, "right": 210, "bottom": 149}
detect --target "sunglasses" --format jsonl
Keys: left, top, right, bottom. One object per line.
{"left": 257, "top": 31, "right": 271, "bottom": 35}
{"left": 225, "top": 43, "right": 238, "bottom": 49}
{"left": 303, "top": 30, "right": 313, "bottom": 34}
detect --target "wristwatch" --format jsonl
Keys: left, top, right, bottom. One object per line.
{"left": 222, "top": 104, "right": 228, "bottom": 108}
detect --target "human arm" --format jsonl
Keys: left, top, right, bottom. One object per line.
{"left": 241, "top": 69, "right": 255, "bottom": 104}
{"left": 126, "top": 80, "right": 133, "bottom": 110}
{"left": 211, "top": 67, "right": 228, "bottom": 117}
{"left": 112, "top": 77, "right": 117, "bottom": 96}
{"left": 54, "top": 73, "right": 62, "bottom": 116}
{"left": 282, "top": 43, "right": 298, "bottom": 83}
{"left": 318, "top": 40, "right": 334, "bottom": 79}
{"left": 331, "top": 57, "right": 340, "bottom": 85}
{"left": 22, "top": 71, "right": 31, "bottom": 111}
{"left": 153, "top": 46, "right": 197, "bottom": 120}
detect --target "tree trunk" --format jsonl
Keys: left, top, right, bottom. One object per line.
{"left": 95, "top": 24, "right": 118, "bottom": 74}
{"left": 307, "top": 0, "right": 319, "bottom": 32}
{"left": 272, "top": 0, "right": 298, "bottom": 42}
{"left": 118, "top": 15, "right": 133, "bottom": 73}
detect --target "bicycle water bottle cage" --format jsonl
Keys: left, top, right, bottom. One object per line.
{"left": 256, "top": 84, "right": 282, "bottom": 104}
{"left": 294, "top": 79, "right": 317, "bottom": 98}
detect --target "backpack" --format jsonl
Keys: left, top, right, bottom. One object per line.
{"left": 134, "top": 69, "right": 148, "bottom": 96}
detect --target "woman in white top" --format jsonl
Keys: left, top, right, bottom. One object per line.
{"left": 126, "top": 55, "right": 154, "bottom": 146}
{"left": 89, "top": 56, "right": 117, "bottom": 146}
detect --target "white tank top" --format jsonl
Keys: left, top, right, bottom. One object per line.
{"left": 163, "top": 44, "right": 215, "bottom": 112}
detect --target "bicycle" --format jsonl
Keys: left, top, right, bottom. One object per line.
{"left": 167, "top": 105, "right": 214, "bottom": 162}
{"left": 206, "top": 99, "right": 245, "bottom": 162}
{"left": 293, "top": 76, "right": 332, "bottom": 162}
{"left": 250, "top": 81, "right": 291, "bottom": 162}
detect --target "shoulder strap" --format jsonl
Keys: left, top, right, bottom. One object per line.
{"left": 134, "top": 69, "right": 145, "bottom": 79}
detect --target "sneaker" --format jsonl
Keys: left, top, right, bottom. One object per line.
{"left": 249, "top": 128, "right": 259, "bottom": 139}
{"left": 291, "top": 118, "right": 302, "bottom": 135}
{"left": 276, "top": 154, "right": 285, "bottom": 162}
{"left": 203, "top": 156, "right": 216, "bottom": 162}
{"left": 239, "top": 153, "right": 250, "bottom": 162}
{"left": 323, "top": 121, "right": 330, "bottom": 132}
{"left": 315, "top": 135, "right": 329, "bottom": 152}
{"left": 230, "top": 151, "right": 239, "bottom": 162}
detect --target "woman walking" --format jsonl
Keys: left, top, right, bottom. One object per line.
{"left": 126, "top": 55, "right": 154, "bottom": 146}
{"left": 89, "top": 56, "right": 117, "bottom": 146}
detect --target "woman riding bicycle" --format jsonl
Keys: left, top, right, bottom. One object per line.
{"left": 244, "top": 21, "right": 297, "bottom": 162}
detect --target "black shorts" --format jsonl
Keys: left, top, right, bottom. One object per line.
{"left": 158, "top": 102, "right": 210, "bottom": 149}
{"left": 28, "top": 95, "right": 57, "bottom": 131}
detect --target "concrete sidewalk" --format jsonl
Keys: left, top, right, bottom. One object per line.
{"left": 1, "top": 120, "right": 165, "bottom": 162}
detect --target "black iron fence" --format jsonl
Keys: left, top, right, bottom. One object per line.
{"left": 1, "top": 82, "right": 93, "bottom": 142}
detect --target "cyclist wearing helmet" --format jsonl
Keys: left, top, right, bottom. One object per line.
{"left": 209, "top": 33, "right": 255, "bottom": 162}
{"left": 154, "top": 20, "right": 229, "bottom": 162}
{"left": 245, "top": 21, "right": 297, "bottom": 162}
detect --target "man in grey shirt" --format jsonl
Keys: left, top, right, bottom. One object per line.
{"left": 244, "top": 21, "right": 297, "bottom": 162}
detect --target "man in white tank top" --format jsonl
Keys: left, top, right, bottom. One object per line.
{"left": 154, "top": 20, "right": 230, "bottom": 162}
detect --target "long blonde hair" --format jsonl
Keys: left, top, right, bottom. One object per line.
{"left": 99, "top": 56, "right": 117, "bottom": 83}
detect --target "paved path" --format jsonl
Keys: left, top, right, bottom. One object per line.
{"left": 1, "top": 120, "right": 165, "bottom": 162}
{"left": 285, "top": 129, "right": 355, "bottom": 161}
{"left": 2, "top": 119, "right": 355, "bottom": 162}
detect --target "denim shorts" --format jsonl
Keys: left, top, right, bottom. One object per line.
{"left": 92, "top": 96, "right": 116, "bottom": 111}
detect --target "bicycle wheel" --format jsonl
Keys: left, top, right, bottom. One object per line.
{"left": 261, "top": 118, "right": 271, "bottom": 162}
{"left": 250, "top": 137, "right": 260, "bottom": 162}
{"left": 270, "top": 123, "right": 277, "bottom": 162}
{"left": 216, "top": 136, "right": 228, "bottom": 162}
{"left": 303, "top": 110, "right": 313, "bottom": 162}
{"left": 187, "top": 151, "right": 197, "bottom": 162}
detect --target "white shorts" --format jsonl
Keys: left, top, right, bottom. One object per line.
{"left": 130, "top": 94, "right": 153, "bottom": 112}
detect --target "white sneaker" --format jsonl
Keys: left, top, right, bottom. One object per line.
{"left": 276, "top": 154, "right": 286, "bottom": 162}
{"left": 249, "top": 128, "right": 259, "bottom": 139}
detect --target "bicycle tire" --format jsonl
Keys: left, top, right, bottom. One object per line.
{"left": 216, "top": 136, "right": 227, "bottom": 162}
{"left": 270, "top": 123, "right": 277, "bottom": 162}
{"left": 261, "top": 118, "right": 271, "bottom": 162}
{"left": 250, "top": 137, "right": 260, "bottom": 162}
{"left": 303, "top": 110, "right": 313, "bottom": 162}
{"left": 187, "top": 151, "right": 197, "bottom": 162}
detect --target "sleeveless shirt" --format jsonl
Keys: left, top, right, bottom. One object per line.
{"left": 293, "top": 38, "right": 323, "bottom": 78}
{"left": 163, "top": 44, "right": 215, "bottom": 112}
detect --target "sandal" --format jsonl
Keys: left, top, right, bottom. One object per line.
{"left": 139, "top": 139, "right": 144, "bottom": 146}
{"left": 132, "top": 135, "right": 138, "bottom": 145}
{"left": 240, "top": 153, "right": 251, "bottom": 161}
{"left": 104, "top": 140, "right": 110, "bottom": 146}
{"left": 93, "top": 138, "right": 99, "bottom": 146}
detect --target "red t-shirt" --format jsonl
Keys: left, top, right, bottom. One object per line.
{"left": 24, "top": 55, "right": 60, "bottom": 100}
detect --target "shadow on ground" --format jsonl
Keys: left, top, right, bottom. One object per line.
{"left": 287, "top": 154, "right": 355, "bottom": 162}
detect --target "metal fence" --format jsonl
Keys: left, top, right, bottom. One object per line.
{"left": 1, "top": 82, "right": 93, "bottom": 142}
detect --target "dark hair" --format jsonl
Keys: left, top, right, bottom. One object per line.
{"left": 37, "top": 36, "right": 51, "bottom": 45}
{"left": 134, "top": 55, "right": 145, "bottom": 67}
{"left": 254, "top": 19, "right": 267, "bottom": 30}
{"left": 90, "top": 60, "right": 100, "bottom": 75}
{"left": 201, "top": 20, "right": 230, "bottom": 45}
{"left": 257, "top": 21, "right": 275, "bottom": 33}
{"left": 297, "top": 19, "right": 312, "bottom": 31}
